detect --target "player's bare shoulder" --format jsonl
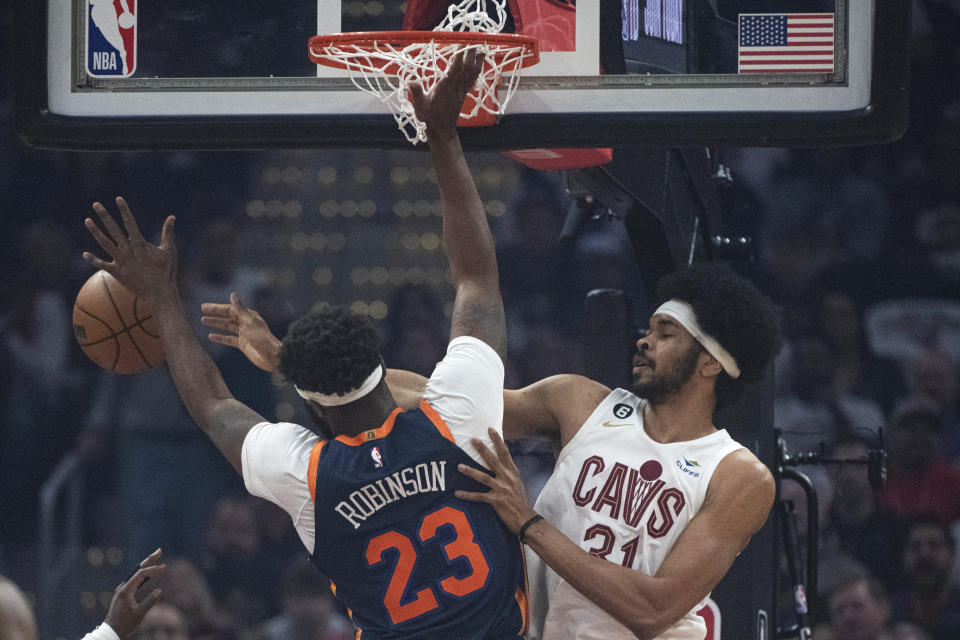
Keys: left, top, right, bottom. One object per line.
{"left": 503, "top": 374, "right": 611, "bottom": 443}
{"left": 706, "top": 447, "right": 776, "bottom": 537}
{"left": 551, "top": 374, "right": 612, "bottom": 416}
{"left": 537, "top": 374, "right": 610, "bottom": 445}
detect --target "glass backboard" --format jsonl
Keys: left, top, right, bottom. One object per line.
{"left": 15, "top": 0, "right": 909, "bottom": 149}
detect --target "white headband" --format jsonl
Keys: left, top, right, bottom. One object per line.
{"left": 652, "top": 299, "right": 741, "bottom": 379}
{"left": 295, "top": 365, "right": 384, "bottom": 407}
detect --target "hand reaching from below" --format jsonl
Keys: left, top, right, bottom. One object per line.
{"left": 201, "top": 293, "right": 282, "bottom": 372}
{"left": 82, "top": 197, "right": 177, "bottom": 305}
{"left": 410, "top": 46, "right": 485, "bottom": 141}
{"left": 104, "top": 548, "right": 166, "bottom": 639}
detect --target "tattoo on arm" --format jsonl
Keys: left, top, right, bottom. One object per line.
{"left": 450, "top": 295, "right": 506, "bottom": 360}
{"left": 205, "top": 399, "right": 265, "bottom": 476}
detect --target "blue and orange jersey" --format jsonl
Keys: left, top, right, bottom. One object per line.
{"left": 308, "top": 401, "right": 528, "bottom": 639}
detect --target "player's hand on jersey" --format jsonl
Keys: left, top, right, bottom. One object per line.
{"left": 456, "top": 428, "right": 538, "bottom": 534}
{"left": 82, "top": 197, "right": 178, "bottom": 304}
{"left": 104, "top": 548, "right": 165, "bottom": 639}
{"left": 410, "top": 46, "right": 484, "bottom": 141}
{"left": 201, "top": 293, "right": 281, "bottom": 372}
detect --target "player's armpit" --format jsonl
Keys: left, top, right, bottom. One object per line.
{"left": 448, "top": 283, "right": 506, "bottom": 360}
{"left": 502, "top": 375, "right": 609, "bottom": 445}
{"left": 203, "top": 398, "right": 266, "bottom": 476}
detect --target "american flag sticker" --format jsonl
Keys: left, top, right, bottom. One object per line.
{"left": 738, "top": 13, "right": 834, "bottom": 74}
{"left": 86, "top": 0, "right": 137, "bottom": 77}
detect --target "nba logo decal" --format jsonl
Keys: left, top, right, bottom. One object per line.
{"left": 86, "top": 0, "right": 137, "bottom": 77}
{"left": 371, "top": 447, "right": 384, "bottom": 469}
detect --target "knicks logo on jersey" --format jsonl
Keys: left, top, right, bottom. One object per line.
{"left": 572, "top": 456, "right": 685, "bottom": 538}
{"left": 86, "top": 0, "right": 137, "bottom": 77}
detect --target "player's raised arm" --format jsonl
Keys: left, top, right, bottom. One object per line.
{"left": 410, "top": 49, "right": 505, "bottom": 359}
{"left": 82, "top": 198, "right": 264, "bottom": 474}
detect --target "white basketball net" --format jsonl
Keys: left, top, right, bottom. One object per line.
{"left": 309, "top": 0, "right": 536, "bottom": 144}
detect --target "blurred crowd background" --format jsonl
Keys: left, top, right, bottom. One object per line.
{"left": 1, "top": 2, "right": 959, "bottom": 639}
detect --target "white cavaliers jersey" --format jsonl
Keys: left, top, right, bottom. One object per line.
{"left": 527, "top": 388, "right": 744, "bottom": 640}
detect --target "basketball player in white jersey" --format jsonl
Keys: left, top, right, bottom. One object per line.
{"left": 202, "top": 264, "right": 780, "bottom": 639}
{"left": 456, "top": 263, "right": 781, "bottom": 640}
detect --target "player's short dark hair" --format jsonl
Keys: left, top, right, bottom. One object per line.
{"left": 656, "top": 263, "right": 781, "bottom": 409}
{"left": 278, "top": 306, "right": 381, "bottom": 396}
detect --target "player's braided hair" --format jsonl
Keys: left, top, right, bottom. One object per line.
{"left": 278, "top": 306, "right": 381, "bottom": 396}
{"left": 656, "top": 263, "right": 781, "bottom": 409}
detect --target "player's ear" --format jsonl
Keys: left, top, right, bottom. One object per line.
{"left": 700, "top": 352, "right": 723, "bottom": 378}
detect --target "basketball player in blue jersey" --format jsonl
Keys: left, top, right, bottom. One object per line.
{"left": 80, "top": 49, "right": 528, "bottom": 640}
{"left": 206, "top": 263, "right": 781, "bottom": 640}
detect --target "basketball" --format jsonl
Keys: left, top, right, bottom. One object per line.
{"left": 117, "top": 12, "right": 135, "bottom": 29}
{"left": 73, "top": 270, "right": 165, "bottom": 374}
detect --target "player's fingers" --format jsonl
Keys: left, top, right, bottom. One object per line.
{"left": 200, "top": 315, "right": 237, "bottom": 332}
{"left": 449, "top": 49, "right": 469, "bottom": 85}
{"left": 409, "top": 80, "right": 425, "bottom": 107}
{"left": 457, "top": 463, "right": 494, "bottom": 487}
{"left": 159, "top": 216, "right": 176, "bottom": 251}
{"left": 454, "top": 48, "right": 481, "bottom": 88}
{"left": 133, "top": 588, "right": 163, "bottom": 615}
{"left": 85, "top": 218, "right": 119, "bottom": 256}
{"left": 454, "top": 489, "right": 491, "bottom": 503}
{"left": 208, "top": 333, "right": 240, "bottom": 349}
{"left": 469, "top": 438, "right": 503, "bottom": 472}
{"left": 466, "top": 48, "right": 483, "bottom": 79}
{"left": 229, "top": 292, "right": 248, "bottom": 311}
{"left": 200, "top": 302, "right": 232, "bottom": 317}
{"left": 92, "top": 202, "right": 127, "bottom": 246}
{"left": 453, "top": 47, "right": 469, "bottom": 70}
{"left": 117, "top": 564, "right": 164, "bottom": 599}
{"left": 129, "top": 564, "right": 165, "bottom": 590}
{"left": 138, "top": 548, "right": 163, "bottom": 569}
{"left": 488, "top": 428, "right": 519, "bottom": 473}
{"left": 115, "top": 197, "right": 144, "bottom": 241}
{"left": 82, "top": 251, "right": 115, "bottom": 274}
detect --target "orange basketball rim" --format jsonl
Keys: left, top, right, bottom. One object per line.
{"left": 309, "top": 31, "right": 540, "bottom": 143}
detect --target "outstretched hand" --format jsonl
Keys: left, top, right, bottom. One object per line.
{"left": 82, "top": 197, "right": 177, "bottom": 303}
{"left": 410, "top": 46, "right": 485, "bottom": 140}
{"left": 104, "top": 548, "right": 166, "bottom": 639}
{"left": 201, "top": 293, "right": 282, "bottom": 372}
{"left": 456, "top": 428, "right": 538, "bottom": 534}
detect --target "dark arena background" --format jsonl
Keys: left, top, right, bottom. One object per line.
{"left": 2, "top": 1, "right": 960, "bottom": 639}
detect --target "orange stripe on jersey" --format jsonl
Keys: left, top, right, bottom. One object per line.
{"left": 516, "top": 539, "right": 530, "bottom": 636}
{"left": 419, "top": 400, "right": 456, "bottom": 444}
{"left": 307, "top": 440, "right": 327, "bottom": 502}
{"left": 335, "top": 407, "right": 403, "bottom": 446}
{"left": 515, "top": 585, "right": 528, "bottom": 636}
{"left": 330, "top": 580, "right": 360, "bottom": 635}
